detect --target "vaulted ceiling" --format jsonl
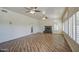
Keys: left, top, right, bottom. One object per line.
{"left": 3, "top": 7, "right": 66, "bottom": 20}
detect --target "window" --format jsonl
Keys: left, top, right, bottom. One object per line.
{"left": 53, "top": 24, "right": 58, "bottom": 31}
{"left": 63, "top": 19, "right": 69, "bottom": 34}
{"left": 76, "top": 11, "right": 79, "bottom": 44}
{"left": 72, "top": 14, "right": 76, "bottom": 41}
{"left": 69, "top": 16, "right": 73, "bottom": 38}
{"left": 63, "top": 11, "right": 79, "bottom": 44}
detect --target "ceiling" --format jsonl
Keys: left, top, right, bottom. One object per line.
{"left": 2, "top": 7, "right": 66, "bottom": 20}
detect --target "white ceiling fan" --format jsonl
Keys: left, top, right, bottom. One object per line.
{"left": 42, "top": 16, "right": 48, "bottom": 20}
{"left": 24, "top": 7, "right": 48, "bottom": 19}
{"left": 42, "top": 11, "right": 48, "bottom": 20}
{"left": 24, "top": 7, "right": 41, "bottom": 14}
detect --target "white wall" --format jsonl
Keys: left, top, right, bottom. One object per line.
{"left": 0, "top": 8, "right": 43, "bottom": 43}
{"left": 0, "top": 7, "right": 63, "bottom": 43}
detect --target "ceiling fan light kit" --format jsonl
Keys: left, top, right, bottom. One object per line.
{"left": 43, "top": 17, "right": 46, "bottom": 20}
{"left": 42, "top": 16, "right": 48, "bottom": 20}
{"left": 30, "top": 10, "right": 35, "bottom": 14}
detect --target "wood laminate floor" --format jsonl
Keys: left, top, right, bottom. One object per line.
{"left": 0, "top": 33, "right": 72, "bottom": 52}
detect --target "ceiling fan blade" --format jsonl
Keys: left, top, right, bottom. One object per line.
{"left": 35, "top": 10, "right": 40, "bottom": 12}
{"left": 34, "top": 7, "right": 38, "bottom": 9}
{"left": 24, "top": 7, "right": 31, "bottom": 10}
{"left": 31, "top": 7, "right": 37, "bottom": 9}
{"left": 30, "top": 7, "right": 34, "bottom": 9}
{"left": 25, "top": 11, "right": 30, "bottom": 13}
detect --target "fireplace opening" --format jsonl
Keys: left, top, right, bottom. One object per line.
{"left": 43, "top": 26, "right": 52, "bottom": 33}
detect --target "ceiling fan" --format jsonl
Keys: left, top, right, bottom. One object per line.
{"left": 24, "top": 7, "right": 48, "bottom": 20}
{"left": 42, "top": 11, "right": 48, "bottom": 20}
{"left": 42, "top": 16, "right": 48, "bottom": 20}
{"left": 24, "top": 7, "right": 41, "bottom": 14}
